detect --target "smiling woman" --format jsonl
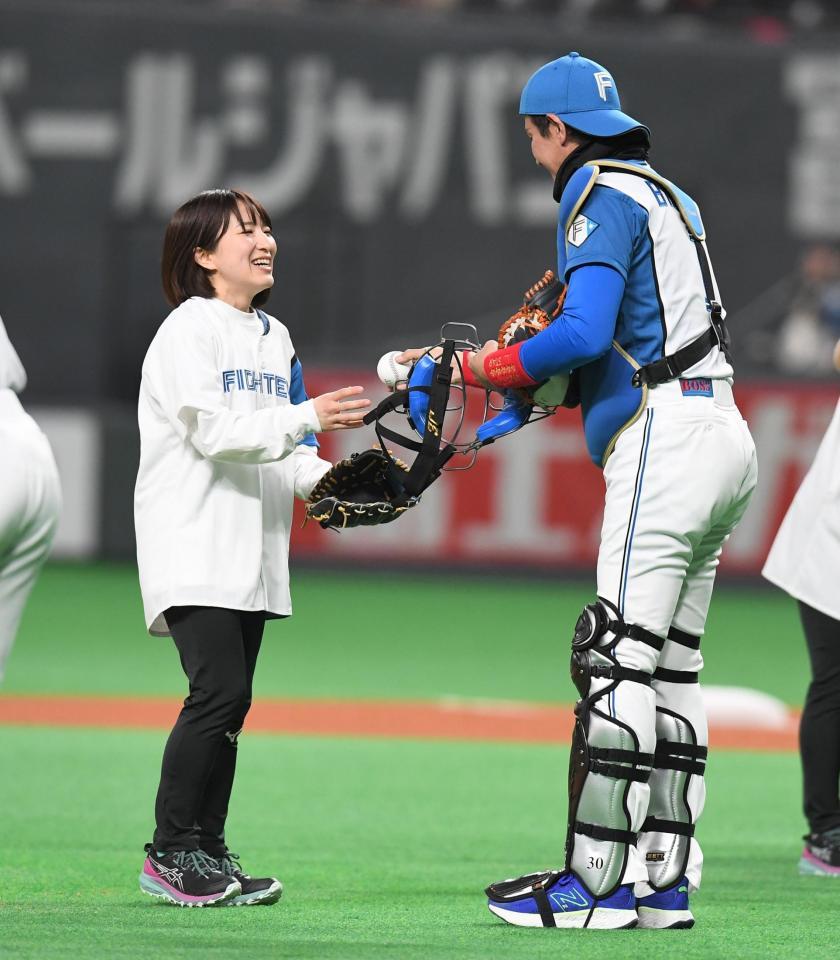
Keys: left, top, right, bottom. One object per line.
{"left": 133, "top": 187, "right": 370, "bottom": 908}
{"left": 160, "top": 189, "right": 276, "bottom": 311}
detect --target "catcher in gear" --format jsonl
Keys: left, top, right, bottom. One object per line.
{"left": 473, "top": 51, "right": 756, "bottom": 932}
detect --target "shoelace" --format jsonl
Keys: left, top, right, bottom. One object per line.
{"left": 216, "top": 852, "right": 246, "bottom": 878}
{"left": 818, "top": 828, "right": 840, "bottom": 847}
{"left": 171, "top": 849, "right": 221, "bottom": 879}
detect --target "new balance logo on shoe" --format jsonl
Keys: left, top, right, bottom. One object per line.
{"left": 549, "top": 887, "right": 589, "bottom": 912}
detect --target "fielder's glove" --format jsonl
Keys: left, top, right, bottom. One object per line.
{"left": 305, "top": 448, "right": 418, "bottom": 530}
{"left": 496, "top": 270, "right": 579, "bottom": 409}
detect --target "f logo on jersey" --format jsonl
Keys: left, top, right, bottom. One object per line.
{"left": 567, "top": 214, "right": 599, "bottom": 247}
{"left": 594, "top": 71, "right": 613, "bottom": 102}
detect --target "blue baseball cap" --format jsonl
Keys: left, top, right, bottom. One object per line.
{"left": 519, "top": 52, "right": 650, "bottom": 139}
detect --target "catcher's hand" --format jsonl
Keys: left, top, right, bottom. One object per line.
{"left": 305, "top": 448, "right": 418, "bottom": 530}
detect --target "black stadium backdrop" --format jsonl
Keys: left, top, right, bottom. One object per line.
{"left": 1, "top": 0, "right": 838, "bottom": 560}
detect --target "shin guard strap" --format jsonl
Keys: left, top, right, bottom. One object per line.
{"left": 576, "top": 821, "right": 638, "bottom": 844}
{"left": 642, "top": 816, "right": 695, "bottom": 838}
{"left": 591, "top": 747, "right": 655, "bottom": 765}
{"left": 652, "top": 666, "right": 698, "bottom": 683}
{"left": 590, "top": 664, "right": 652, "bottom": 686}
{"left": 668, "top": 626, "right": 701, "bottom": 649}
{"left": 655, "top": 741, "right": 708, "bottom": 760}
{"left": 653, "top": 756, "right": 706, "bottom": 775}
{"left": 589, "top": 746, "right": 654, "bottom": 781}
{"left": 531, "top": 882, "right": 557, "bottom": 927}
{"left": 590, "top": 760, "right": 652, "bottom": 782}
{"left": 654, "top": 740, "right": 707, "bottom": 774}
{"left": 622, "top": 624, "right": 665, "bottom": 651}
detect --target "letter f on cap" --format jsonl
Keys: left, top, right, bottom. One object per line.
{"left": 594, "top": 71, "right": 613, "bottom": 101}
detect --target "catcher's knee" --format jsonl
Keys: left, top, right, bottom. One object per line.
{"left": 570, "top": 598, "right": 664, "bottom": 699}
{"left": 568, "top": 598, "right": 660, "bottom": 791}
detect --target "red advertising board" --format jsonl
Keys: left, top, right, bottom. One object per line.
{"left": 294, "top": 371, "right": 839, "bottom": 576}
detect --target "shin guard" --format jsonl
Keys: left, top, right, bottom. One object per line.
{"left": 638, "top": 626, "right": 707, "bottom": 892}
{"left": 566, "top": 599, "right": 663, "bottom": 897}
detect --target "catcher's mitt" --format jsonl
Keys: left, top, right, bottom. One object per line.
{"left": 305, "top": 448, "right": 418, "bottom": 530}
{"left": 497, "top": 270, "right": 566, "bottom": 349}
{"left": 497, "top": 270, "right": 578, "bottom": 409}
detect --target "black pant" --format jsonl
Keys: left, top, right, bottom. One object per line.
{"left": 799, "top": 601, "right": 840, "bottom": 835}
{"left": 152, "top": 606, "right": 265, "bottom": 854}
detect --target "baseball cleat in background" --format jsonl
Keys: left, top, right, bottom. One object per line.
{"left": 209, "top": 851, "right": 283, "bottom": 906}
{"left": 485, "top": 869, "right": 637, "bottom": 929}
{"left": 138, "top": 845, "right": 241, "bottom": 907}
{"left": 636, "top": 877, "right": 695, "bottom": 928}
{"left": 799, "top": 829, "right": 840, "bottom": 876}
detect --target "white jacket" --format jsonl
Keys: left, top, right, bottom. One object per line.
{"left": 134, "top": 297, "right": 331, "bottom": 636}
{"left": 0, "top": 314, "right": 27, "bottom": 393}
{"left": 763, "top": 397, "right": 840, "bottom": 622}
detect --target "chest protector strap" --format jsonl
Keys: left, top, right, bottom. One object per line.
{"left": 570, "top": 161, "right": 733, "bottom": 389}
{"left": 630, "top": 230, "right": 731, "bottom": 387}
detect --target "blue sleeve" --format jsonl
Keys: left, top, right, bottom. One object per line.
{"left": 563, "top": 184, "right": 645, "bottom": 281}
{"left": 289, "top": 355, "right": 319, "bottom": 448}
{"left": 519, "top": 264, "right": 625, "bottom": 379}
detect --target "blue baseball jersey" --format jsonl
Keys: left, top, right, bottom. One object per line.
{"left": 521, "top": 160, "right": 732, "bottom": 465}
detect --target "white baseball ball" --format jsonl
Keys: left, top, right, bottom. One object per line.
{"left": 376, "top": 350, "right": 411, "bottom": 389}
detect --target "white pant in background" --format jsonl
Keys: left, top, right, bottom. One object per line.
{"left": 0, "top": 392, "right": 62, "bottom": 682}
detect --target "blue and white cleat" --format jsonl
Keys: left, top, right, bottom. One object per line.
{"left": 485, "top": 869, "right": 637, "bottom": 929}
{"left": 636, "top": 877, "right": 695, "bottom": 929}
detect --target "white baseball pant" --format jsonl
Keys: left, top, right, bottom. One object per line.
{"left": 569, "top": 379, "right": 757, "bottom": 898}
{"left": 0, "top": 395, "right": 61, "bottom": 682}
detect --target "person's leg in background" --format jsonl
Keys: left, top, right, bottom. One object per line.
{"left": 797, "top": 601, "right": 840, "bottom": 875}
{"left": 0, "top": 431, "right": 60, "bottom": 684}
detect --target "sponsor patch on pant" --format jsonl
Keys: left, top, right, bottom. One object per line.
{"left": 645, "top": 851, "right": 666, "bottom": 862}
{"left": 679, "top": 377, "right": 713, "bottom": 397}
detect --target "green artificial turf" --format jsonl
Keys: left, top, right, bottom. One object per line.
{"left": 0, "top": 564, "right": 827, "bottom": 959}
{"left": 0, "top": 727, "right": 830, "bottom": 960}
{"left": 4, "top": 563, "right": 810, "bottom": 706}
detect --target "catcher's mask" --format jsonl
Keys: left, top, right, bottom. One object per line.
{"left": 363, "top": 325, "right": 546, "bottom": 497}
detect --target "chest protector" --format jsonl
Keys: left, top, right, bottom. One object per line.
{"left": 558, "top": 161, "right": 731, "bottom": 467}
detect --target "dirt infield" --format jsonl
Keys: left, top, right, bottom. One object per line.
{"left": 0, "top": 694, "right": 799, "bottom": 751}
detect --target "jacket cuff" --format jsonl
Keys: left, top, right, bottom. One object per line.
{"left": 483, "top": 344, "right": 539, "bottom": 390}
{"left": 291, "top": 398, "right": 322, "bottom": 441}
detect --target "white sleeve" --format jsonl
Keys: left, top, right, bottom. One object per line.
{"left": 145, "top": 315, "right": 322, "bottom": 464}
{"left": 293, "top": 444, "right": 332, "bottom": 500}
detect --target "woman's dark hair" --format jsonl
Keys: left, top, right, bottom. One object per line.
{"left": 161, "top": 188, "right": 273, "bottom": 308}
